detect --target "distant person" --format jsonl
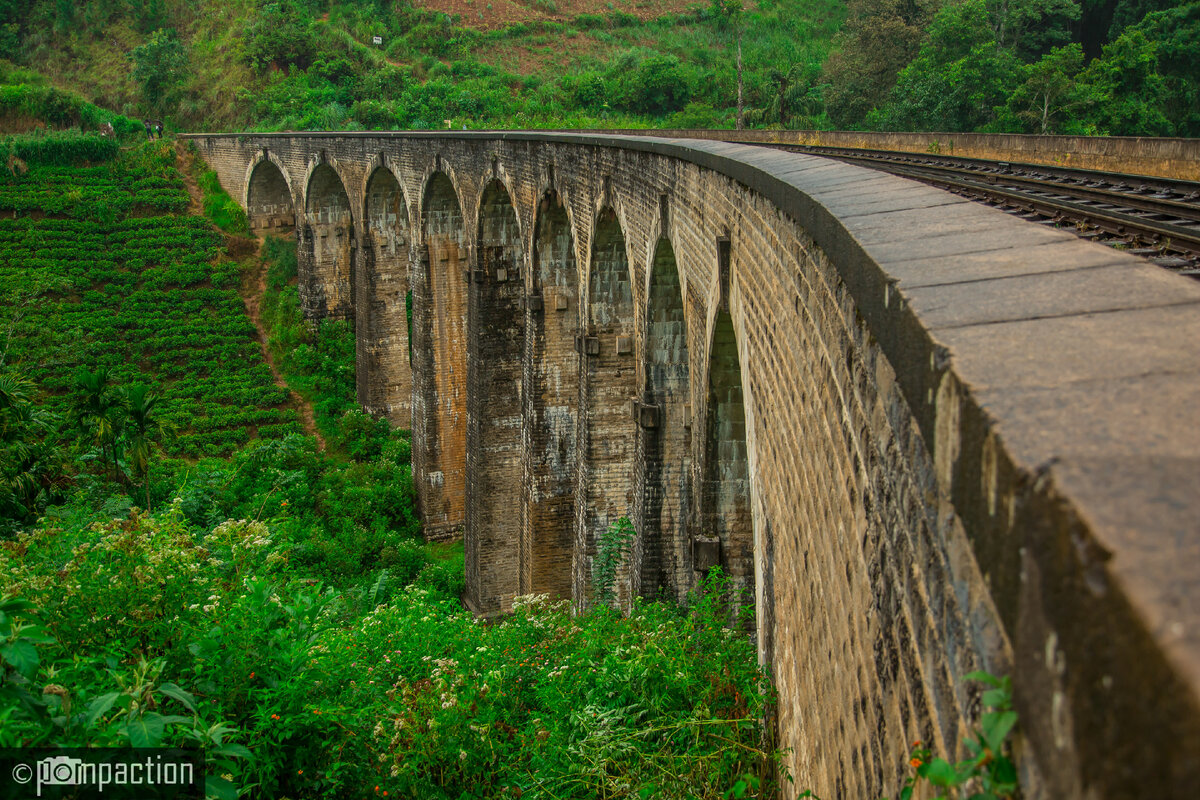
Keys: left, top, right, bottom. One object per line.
{"left": 154, "top": 121, "right": 163, "bottom": 139}
{"left": 100, "top": 122, "right": 114, "bottom": 137}
{"left": 144, "top": 120, "right": 152, "bottom": 140}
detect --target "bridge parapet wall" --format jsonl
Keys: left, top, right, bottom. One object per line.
{"left": 186, "top": 131, "right": 1200, "bottom": 800}
{"left": 590, "top": 128, "right": 1200, "bottom": 181}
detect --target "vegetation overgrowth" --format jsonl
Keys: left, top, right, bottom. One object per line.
{"left": 2, "top": 0, "right": 1196, "bottom": 137}
{"left": 1, "top": 128, "right": 783, "bottom": 797}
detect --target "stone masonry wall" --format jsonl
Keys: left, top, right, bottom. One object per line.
{"left": 358, "top": 165, "right": 411, "bottom": 422}
{"left": 466, "top": 179, "right": 525, "bottom": 611}
{"left": 632, "top": 237, "right": 690, "bottom": 602}
{"left": 189, "top": 131, "right": 1200, "bottom": 800}
{"left": 523, "top": 190, "right": 577, "bottom": 601}
{"left": 418, "top": 173, "right": 468, "bottom": 541}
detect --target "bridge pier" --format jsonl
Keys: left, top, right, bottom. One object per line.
{"left": 414, "top": 172, "right": 468, "bottom": 541}
{"left": 465, "top": 179, "right": 525, "bottom": 611}
{"left": 357, "top": 164, "right": 412, "bottom": 423}
{"left": 520, "top": 189, "right": 578, "bottom": 601}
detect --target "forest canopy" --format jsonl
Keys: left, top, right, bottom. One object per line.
{"left": 0, "top": 0, "right": 1196, "bottom": 139}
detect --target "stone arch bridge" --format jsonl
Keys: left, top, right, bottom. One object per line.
{"left": 187, "top": 132, "right": 1200, "bottom": 800}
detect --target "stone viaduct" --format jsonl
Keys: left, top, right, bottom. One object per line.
{"left": 186, "top": 131, "right": 1200, "bottom": 800}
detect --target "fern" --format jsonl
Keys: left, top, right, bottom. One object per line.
{"left": 592, "top": 516, "right": 636, "bottom": 608}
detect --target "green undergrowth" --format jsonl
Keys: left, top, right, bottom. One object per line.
{"left": 255, "top": 234, "right": 380, "bottom": 457}
{"left": 2, "top": 129, "right": 781, "bottom": 798}
{"left": 0, "top": 61, "right": 142, "bottom": 135}
{"left": 198, "top": 169, "right": 249, "bottom": 235}
{"left": 3, "top": 510, "right": 778, "bottom": 797}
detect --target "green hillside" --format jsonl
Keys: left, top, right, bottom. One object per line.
{"left": 3, "top": 0, "right": 1198, "bottom": 135}
{"left": 1, "top": 0, "right": 845, "bottom": 131}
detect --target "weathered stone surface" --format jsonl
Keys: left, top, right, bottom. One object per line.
{"left": 598, "top": 128, "right": 1200, "bottom": 181}
{"left": 187, "top": 131, "right": 1200, "bottom": 800}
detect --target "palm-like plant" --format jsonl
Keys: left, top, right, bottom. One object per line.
{"left": 122, "top": 383, "right": 161, "bottom": 510}
{"left": 1, "top": 372, "right": 69, "bottom": 528}
{"left": 72, "top": 367, "right": 124, "bottom": 484}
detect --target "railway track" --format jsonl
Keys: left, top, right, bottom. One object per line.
{"left": 755, "top": 143, "right": 1200, "bottom": 278}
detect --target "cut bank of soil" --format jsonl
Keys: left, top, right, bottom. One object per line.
{"left": 241, "top": 247, "right": 327, "bottom": 452}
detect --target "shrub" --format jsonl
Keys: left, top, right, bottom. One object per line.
{"left": 198, "top": 169, "right": 250, "bottom": 233}
{"left": 0, "top": 130, "right": 119, "bottom": 167}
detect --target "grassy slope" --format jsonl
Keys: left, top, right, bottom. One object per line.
{"left": 13, "top": 0, "right": 844, "bottom": 131}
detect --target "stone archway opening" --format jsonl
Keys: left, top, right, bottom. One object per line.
{"left": 523, "top": 189, "right": 578, "bottom": 600}
{"left": 247, "top": 159, "right": 294, "bottom": 232}
{"left": 414, "top": 172, "right": 467, "bottom": 541}
{"left": 635, "top": 237, "right": 690, "bottom": 602}
{"left": 577, "top": 206, "right": 636, "bottom": 608}
{"left": 302, "top": 163, "right": 354, "bottom": 321}
{"left": 359, "top": 166, "right": 411, "bottom": 426}
{"left": 465, "top": 179, "right": 524, "bottom": 613}
{"left": 701, "top": 310, "right": 754, "bottom": 624}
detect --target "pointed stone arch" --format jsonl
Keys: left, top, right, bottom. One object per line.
{"left": 358, "top": 165, "right": 412, "bottom": 425}
{"left": 301, "top": 163, "right": 354, "bottom": 321}
{"left": 633, "top": 236, "right": 691, "bottom": 602}
{"left": 701, "top": 309, "right": 754, "bottom": 622}
{"left": 522, "top": 188, "right": 578, "bottom": 601}
{"left": 412, "top": 171, "right": 467, "bottom": 540}
{"left": 575, "top": 206, "right": 637, "bottom": 608}
{"left": 465, "top": 178, "right": 525, "bottom": 612}
{"left": 245, "top": 155, "right": 295, "bottom": 232}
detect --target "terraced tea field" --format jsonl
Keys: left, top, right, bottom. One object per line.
{"left": 0, "top": 143, "right": 302, "bottom": 457}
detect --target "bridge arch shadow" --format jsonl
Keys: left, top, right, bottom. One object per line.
{"left": 633, "top": 237, "right": 691, "bottom": 603}
{"left": 358, "top": 165, "right": 412, "bottom": 425}
{"left": 413, "top": 171, "right": 468, "bottom": 541}
{"left": 575, "top": 205, "right": 637, "bottom": 609}
{"left": 302, "top": 163, "right": 354, "bottom": 321}
{"left": 701, "top": 309, "right": 754, "bottom": 622}
{"left": 245, "top": 155, "right": 295, "bottom": 233}
{"left": 465, "top": 179, "right": 525, "bottom": 612}
{"left": 521, "top": 188, "right": 578, "bottom": 602}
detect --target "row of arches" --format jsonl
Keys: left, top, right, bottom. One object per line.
{"left": 244, "top": 156, "right": 753, "bottom": 615}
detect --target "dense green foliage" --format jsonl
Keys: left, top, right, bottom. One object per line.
{"left": 828, "top": 0, "right": 1200, "bottom": 135}
{"left": 3, "top": 0, "right": 1196, "bottom": 137}
{"left": 0, "top": 0, "right": 844, "bottom": 131}
{"left": 1, "top": 132, "right": 780, "bottom": 797}
{"left": 0, "top": 62, "right": 141, "bottom": 135}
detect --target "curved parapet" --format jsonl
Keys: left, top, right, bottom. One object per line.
{"left": 186, "top": 131, "right": 1200, "bottom": 800}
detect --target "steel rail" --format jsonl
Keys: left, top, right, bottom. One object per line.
{"left": 745, "top": 142, "right": 1200, "bottom": 271}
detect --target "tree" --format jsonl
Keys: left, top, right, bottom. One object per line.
{"left": 128, "top": 27, "right": 187, "bottom": 113}
{"left": 985, "top": 0, "right": 1080, "bottom": 58}
{"left": 820, "top": 0, "right": 940, "bottom": 128}
{"left": 767, "top": 63, "right": 823, "bottom": 128}
{"left": 1122, "top": 2, "right": 1200, "bottom": 136}
{"left": 710, "top": 0, "right": 746, "bottom": 129}
{"left": 871, "top": 0, "right": 1025, "bottom": 131}
{"left": 244, "top": 1, "right": 321, "bottom": 72}
{"left": 620, "top": 53, "right": 694, "bottom": 115}
{"left": 122, "top": 383, "right": 161, "bottom": 510}
{"left": 72, "top": 367, "right": 123, "bottom": 484}
{"left": 1003, "top": 43, "right": 1086, "bottom": 133}
{"left": 1075, "top": 26, "right": 1174, "bottom": 135}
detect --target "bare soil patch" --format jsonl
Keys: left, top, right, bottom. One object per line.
{"left": 418, "top": 0, "right": 698, "bottom": 32}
